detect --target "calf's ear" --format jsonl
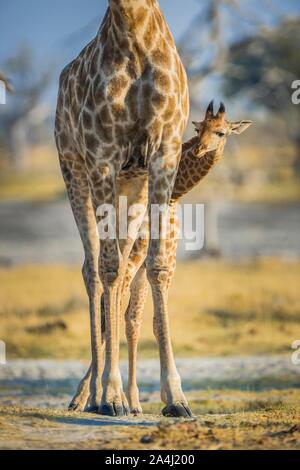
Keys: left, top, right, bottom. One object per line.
{"left": 230, "top": 120, "right": 252, "bottom": 135}
{"left": 192, "top": 121, "right": 203, "bottom": 132}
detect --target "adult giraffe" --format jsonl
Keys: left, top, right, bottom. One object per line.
{"left": 55, "top": 0, "right": 190, "bottom": 417}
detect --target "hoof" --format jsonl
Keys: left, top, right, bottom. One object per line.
{"left": 162, "top": 403, "right": 193, "bottom": 418}
{"left": 99, "top": 402, "right": 130, "bottom": 417}
{"left": 68, "top": 401, "right": 85, "bottom": 412}
{"left": 85, "top": 405, "right": 99, "bottom": 414}
{"left": 131, "top": 407, "right": 143, "bottom": 416}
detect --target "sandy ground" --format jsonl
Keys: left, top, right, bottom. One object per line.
{"left": 0, "top": 356, "right": 300, "bottom": 450}
{"left": 1, "top": 355, "right": 299, "bottom": 409}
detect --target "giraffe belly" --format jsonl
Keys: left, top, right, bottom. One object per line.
{"left": 120, "top": 140, "right": 151, "bottom": 177}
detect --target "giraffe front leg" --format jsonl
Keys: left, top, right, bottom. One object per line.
{"left": 57, "top": 150, "right": 103, "bottom": 413}
{"left": 75, "top": 243, "right": 149, "bottom": 415}
{"left": 92, "top": 168, "right": 129, "bottom": 417}
{"left": 81, "top": 258, "right": 104, "bottom": 412}
{"left": 99, "top": 243, "right": 129, "bottom": 416}
{"left": 69, "top": 295, "right": 108, "bottom": 411}
{"left": 68, "top": 365, "right": 91, "bottom": 412}
{"left": 149, "top": 271, "right": 192, "bottom": 418}
{"left": 147, "top": 147, "right": 192, "bottom": 418}
{"left": 125, "top": 265, "right": 149, "bottom": 415}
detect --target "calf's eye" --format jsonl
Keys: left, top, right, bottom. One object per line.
{"left": 216, "top": 131, "right": 225, "bottom": 138}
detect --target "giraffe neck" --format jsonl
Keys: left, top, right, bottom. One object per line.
{"left": 100, "top": 0, "right": 166, "bottom": 56}
{"left": 108, "top": 0, "right": 156, "bottom": 31}
{"left": 109, "top": 0, "right": 155, "bottom": 7}
{"left": 171, "top": 137, "right": 225, "bottom": 203}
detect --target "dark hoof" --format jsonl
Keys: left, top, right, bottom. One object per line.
{"left": 85, "top": 405, "right": 99, "bottom": 414}
{"left": 68, "top": 401, "right": 84, "bottom": 412}
{"left": 99, "top": 403, "right": 129, "bottom": 417}
{"left": 131, "top": 408, "right": 143, "bottom": 416}
{"left": 162, "top": 403, "right": 193, "bottom": 418}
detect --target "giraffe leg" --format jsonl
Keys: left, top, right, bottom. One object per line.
{"left": 68, "top": 365, "right": 91, "bottom": 411}
{"left": 147, "top": 150, "right": 193, "bottom": 418}
{"left": 89, "top": 166, "right": 129, "bottom": 417}
{"left": 69, "top": 296, "right": 107, "bottom": 411}
{"left": 77, "top": 239, "right": 149, "bottom": 415}
{"left": 69, "top": 238, "right": 147, "bottom": 414}
{"left": 125, "top": 264, "right": 148, "bottom": 415}
{"left": 99, "top": 253, "right": 129, "bottom": 416}
{"left": 58, "top": 151, "right": 103, "bottom": 413}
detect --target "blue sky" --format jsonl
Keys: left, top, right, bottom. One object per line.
{"left": 2, "top": 0, "right": 300, "bottom": 64}
{"left": 0, "top": 0, "right": 201, "bottom": 103}
{"left": 0, "top": 0, "right": 200, "bottom": 62}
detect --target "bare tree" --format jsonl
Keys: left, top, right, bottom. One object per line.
{"left": 0, "top": 45, "right": 52, "bottom": 170}
{"left": 0, "top": 72, "right": 14, "bottom": 94}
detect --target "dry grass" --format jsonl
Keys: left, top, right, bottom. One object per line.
{"left": 0, "top": 389, "right": 299, "bottom": 450}
{"left": 0, "top": 146, "right": 65, "bottom": 202}
{"left": 1, "top": 258, "right": 300, "bottom": 359}
{"left": 1, "top": 259, "right": 300, "bottom": 451}
{"left": 0, "top": 172, "right": 65, "bottom": 202}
